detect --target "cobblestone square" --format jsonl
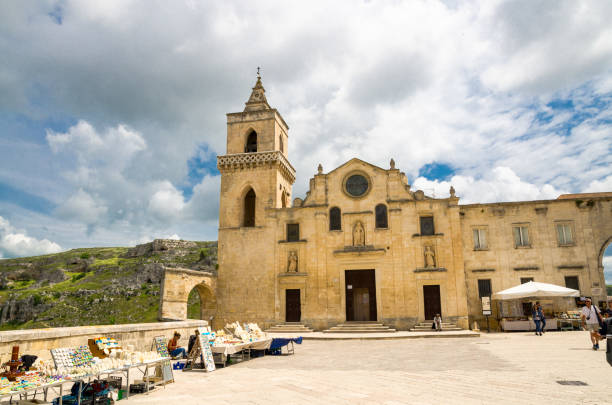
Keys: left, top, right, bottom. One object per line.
{"left": 125, "top": 332, "right": 611, "bottom": 404}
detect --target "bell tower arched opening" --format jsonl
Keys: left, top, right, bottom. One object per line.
{"left": 243, "top": 188, "right": 256, "bottom": 227}
{"left": 245, "top": 131, "right": 258, "bottom": 153}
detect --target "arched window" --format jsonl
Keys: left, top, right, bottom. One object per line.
{"left": 329, "top": 207, "right": 341, "bottom": 230}
{"left": 279, "top": 136, "right": 284, "bottom": 154}
{"left": 375, "top": 204, "right": 388, "bottom": 229}
{"left": 243, "top": 188, "right": 256, "bottom": 227}
{"left": 245, "top": 131, "right": 257, "bottom": 153}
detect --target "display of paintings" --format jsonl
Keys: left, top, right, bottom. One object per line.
{"left": 197, "top": 328, "right": 216, "bottom": 372}
{"left": 152, "top": 336, "right": 170, "bottom": 358}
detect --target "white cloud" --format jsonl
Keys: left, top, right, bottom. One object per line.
{"left": 0, "top": 1, "right": 611, "bottom": 250}
{"left": 583, "top": 175, "right": 612, "bottom": 193}
{"left": 56, "top": 188, "right": 108, "bottom": 224}
{"left": 0, "top": 216, "right": 62, "bottom": 258}
{"left": 147, "top": 181, "right": 186, "bottom": 222}
{"left": 413, "top": 167, "right": 566, "bottom": 204}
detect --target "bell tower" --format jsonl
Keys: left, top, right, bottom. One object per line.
{"left": 217, "top": 72, "right": 296, "bottom": 229}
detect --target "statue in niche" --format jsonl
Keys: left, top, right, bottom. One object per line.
{"left": 353, "top": 222, "right": 365, "bottom": 246}
{"left": 424, "top": 246, "right": 436, "bottom": 268}
{"left": 287, "top": 251, "right": 298, "bottom": 272}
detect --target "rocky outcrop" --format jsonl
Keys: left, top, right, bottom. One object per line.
{"left": 0, "top": 295, "right": 50, "bottom": 324}
{"left": 125, "top": 239, "right": 198, "bottom": 257}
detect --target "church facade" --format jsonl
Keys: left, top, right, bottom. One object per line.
{"left": 214, "top": 76, "right": 612, "bottom": 331}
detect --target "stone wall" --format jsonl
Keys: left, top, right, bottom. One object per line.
{"left": 461, "top": 195, "right": 612, "bottom": 328}
{"left": 0, "top": 320, "right": 207, "bottom": 362}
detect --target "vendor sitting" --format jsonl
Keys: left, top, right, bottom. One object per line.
{"left": 168, "top": 332, "right": 186, "bottom": 359}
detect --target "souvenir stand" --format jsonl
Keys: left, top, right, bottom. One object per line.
{"left": 0, "top": 346, "right": 70, "bottom": 405}
{"left": 0, "top": 336, "right": 172, "bottom": 404}
{"left": 493, "top": 281, "right": 579, "bottom": 332}
{"left": 211, "top": 323, "right": 272, "bottom": 365}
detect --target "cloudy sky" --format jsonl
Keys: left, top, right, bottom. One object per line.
{"left": 0, "top": 1, "right": 611, "bottom": 279}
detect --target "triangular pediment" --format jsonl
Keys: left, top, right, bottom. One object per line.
{"left": 324, "top": 158, "right": 388, "bottom": 176}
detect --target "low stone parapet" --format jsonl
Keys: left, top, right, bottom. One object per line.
{"left": 0, "top": 320, "right": 207, "bottom": 361}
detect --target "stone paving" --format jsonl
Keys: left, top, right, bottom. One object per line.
{"left": 125, "top": 331, "right": 611, "bottom": 404}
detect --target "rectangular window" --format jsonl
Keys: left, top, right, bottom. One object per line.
{"left": 520, "top": 277, "right": 534, "bottom": 284}
{"left": 473, "top": 228, "right": 488, "bottom": 250}
{"left": 565, "top": 276, "right": 579, "bottom": 291}
{"left": 513, "top": 225, "right": 530, "bottom": 247}
{"left": 478, "top": 279, "right": 491, "bottom": 299}
{"left": 556, "top": 223, "right": 573, "bottom": 245}
{"left": 287, "top": 223, "right": 300, "bottom": 242}
{"left": 420, "top": 216, "right": 435, "bottom": 236}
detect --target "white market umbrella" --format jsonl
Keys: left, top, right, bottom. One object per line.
{"left": 492, "top": 281, "right": 579, "bottom": 300}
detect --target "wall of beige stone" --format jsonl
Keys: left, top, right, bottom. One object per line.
{"left": 461, "top": 196, "right": 612, "bottom": 328}
{"left": 0, "top": 320, "right": 207, "bottom": 363}
{"left": 217, "top": 158, "right": 471, "bottom": 331}
{"left": 214, "top": 85, "right": 610, "bottom": 333}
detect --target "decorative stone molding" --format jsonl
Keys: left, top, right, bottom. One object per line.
{"left": 513, "top": 266, "right": 539, "bottom": 271}
{"left": 471, "top": 268, "right": 495, "bottom": 273}
{"left": 333, "top": 246, "right": 385, "bottom": 256}
{"left": 412, "top": 233, "right": 444, "bottom": 238}
{"left": 217, "top": 151, "right": 296, "bottom": 183}
{"left": 557, "top": 264, "right": 585, "bottom": 269}
{"left": 278, "top": 272, "right": 308, "bottom": 278}
{"left": 414, "top": 267, "right": 447, "bottom": 273}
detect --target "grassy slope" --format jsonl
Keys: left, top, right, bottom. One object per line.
{"left": 0, "top": 242, "right": 214, "bottom": 330}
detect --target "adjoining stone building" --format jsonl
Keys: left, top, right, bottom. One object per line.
{"left": 212, "top": 75, "right": 611, "bottom": 331}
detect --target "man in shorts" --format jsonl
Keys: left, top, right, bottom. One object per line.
{"left": 581, "top": 298, "right": 602, "bottom": 350}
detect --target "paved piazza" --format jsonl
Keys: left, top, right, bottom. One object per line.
{"left": 127, "top": 332, "right": 610, "bottom": 404}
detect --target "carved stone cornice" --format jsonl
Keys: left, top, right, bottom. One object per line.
{"left": 217, "top": 151, "right": 296, "bottom": 183}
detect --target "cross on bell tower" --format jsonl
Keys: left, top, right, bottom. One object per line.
{"left": 216, "top": 72, "right": 296, "bottom": 228}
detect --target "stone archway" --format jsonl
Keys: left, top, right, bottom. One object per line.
{"left": 598, "top": 236, "right": 612, "bottom": 295}
{"left": 159, "top": 267, "right": 217, "bottom": 324}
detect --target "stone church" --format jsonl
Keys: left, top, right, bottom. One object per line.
{"left": 211, "top": 75, "right": 611, "bottom": 331}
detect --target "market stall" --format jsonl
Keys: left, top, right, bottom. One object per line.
{"left": 0, "top": 335, "right": 172, "bottom": 405}
{"left": 492, "top": 281, "right": 579, "bottom": 332}
{"left": 184, "top": 323, "right": 275, "bottom": 370}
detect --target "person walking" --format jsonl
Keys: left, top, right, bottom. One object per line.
{"left": 532, "top": 303, "right": 543, "bottom": 336}
{"left": 536, "top": 302, "right": 546, "bottom": 334}
{"left": 581, "top": 298, "right": 603, "bottom": 350}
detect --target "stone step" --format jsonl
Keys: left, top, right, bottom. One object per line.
{"left": 323, "top": 328, "right": 398, "bottom": 333}
{"left": 265, "top": 323, "right": 314, "bottom": 333}
{"left": 410, "top": 327, "right": 463, "bottom": 332}
{"left": 267, "top": 329, "right": 314, "bottom": 333}
{"left": 326, "top": 326, "right": 394, "bottom": 331}
{"left": 417, "top": 322, "right": 456, "bottom": 326}
{"left": 322, "top": 322, "right": 397, "bottom": 333}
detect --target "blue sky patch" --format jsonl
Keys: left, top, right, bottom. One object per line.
{"left": 418, "top": 162, "right": 455, "bottom": 181}
{"left": 0, "top": 182, "right": 56, "bottom": 215}
{"left": 48, "top": 4, "right": 64, "bottom": 25}
{"left": 180, "top": 144, "right": 219, "bottom": 199}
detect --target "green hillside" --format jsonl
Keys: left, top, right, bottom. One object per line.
{"left": 0, "top": 240, "right": 216, "bottom": 330}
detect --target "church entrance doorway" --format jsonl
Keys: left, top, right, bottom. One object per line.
{"left": 423, "top": 285, "right": 441, "bottom": 320}
{"left": 285, "top": 289, "right": 301, "bottom": 322}
{"left": 345, "top": 270, "right": 377, "bottom": 322}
